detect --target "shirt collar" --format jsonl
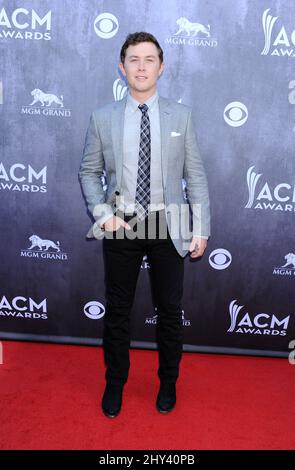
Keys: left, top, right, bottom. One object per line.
{"left": 126, "top": 91, "right": 159, "bottom": 113}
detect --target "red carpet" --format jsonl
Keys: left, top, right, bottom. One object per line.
{"left": 0, "top": 340, "right": 294, "bottom": 450}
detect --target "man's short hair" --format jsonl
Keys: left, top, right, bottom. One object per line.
{"left": 120, "top": 32, "right": 164, "bottom": 64}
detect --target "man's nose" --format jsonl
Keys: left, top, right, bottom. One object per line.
{"left": 138, "top": 60, "right": 145, "bottom": 70}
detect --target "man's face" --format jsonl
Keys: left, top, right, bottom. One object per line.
{"left": 119, "top": 41, "right": 164, "bottom": 97}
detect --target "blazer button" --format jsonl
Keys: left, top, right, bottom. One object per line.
{"left": 115, "top": 190, "right": 120, "bottom": 195}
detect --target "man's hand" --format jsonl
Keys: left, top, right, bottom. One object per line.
{"left": 189, "top": 236, "right": 207, "bottom": 259}
{"left": 102, "top": 215, "right": 131, "bottom": 232}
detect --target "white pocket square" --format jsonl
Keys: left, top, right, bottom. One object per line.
{"left": 171, "top": 131, "right": 181, "bottom": 137}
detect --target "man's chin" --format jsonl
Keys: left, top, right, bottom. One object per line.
{"left": 131, "top": 84, "right": 154, "bottom": 94}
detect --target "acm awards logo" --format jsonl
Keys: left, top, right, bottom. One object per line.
{"left": 0, "top": 162, "right": 47, "bottom": 193}
{"left": 261, "top": 8, "right": 295, "bottom": 57}
{"left": 245, "top": 166, "right": 295, "bottom": 213}
{"left": 0, "top": 295, "right": 48, "bottom": 320}
{"left": 20, "top": 235, "right": 68, "bottom": 261}
{"left": 113, "top": 79, "right": 127, "bottom": 101}
{"left": 21, "top": 88, "right": 71, "bottom": 118}
{"left": 288, "top": 80, "right": 295, "bottom": 131}
{"left": 145, "top": 308, "right": 191, "bottom": 327}
{"left": 166, "top": 16, "right": 217, "bottom": 48}
{"left": 0, "top": 7, "right": 51, "bottom": 41}
{"left": 228, "top": 300, "right": 290, "bottom": 336}
{"left": 273, "top": 253, "right": 295, "bottom": 278}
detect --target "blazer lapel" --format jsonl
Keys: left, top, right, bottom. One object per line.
{"left": 111, "top": 96, "right": 127, "bottom": 188}
{"left": 159, "top": 97, "right": 172, "bottom": 187}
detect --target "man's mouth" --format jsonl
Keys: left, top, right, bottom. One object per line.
{"left": 135, "top": 76, "right": 147, "bottom": 80}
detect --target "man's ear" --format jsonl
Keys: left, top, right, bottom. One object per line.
{"left": 158, "top": 62, "right": 165, "bottom": 77}
{"left": 119, "top": 62, "right": 126, "bottom": 76}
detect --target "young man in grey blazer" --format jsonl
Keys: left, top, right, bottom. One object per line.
{"left": 79, "top": 32, "right": 210, "bottom": 418}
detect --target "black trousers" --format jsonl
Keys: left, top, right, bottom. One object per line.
{"left": 102, "top": 209, "right": 184, "bottom": 385}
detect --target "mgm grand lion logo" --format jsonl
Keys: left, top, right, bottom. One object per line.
{"left": 175, "top": 17, "right": 211, "bottom": 37}
{"left": 282, "top": 253, "right": 295, "bottom": 269}
{"left": 28, "top": 235, "right": 60, "bottom": 252}
{"left": 30, "top": 88, "right": 64, "bottom": 107}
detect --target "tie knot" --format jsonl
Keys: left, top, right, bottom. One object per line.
{"left": 138, "top": 103, "right": 148, "bottom": 114}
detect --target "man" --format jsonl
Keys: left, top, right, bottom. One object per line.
{"left": 79, "top": 32, "right": 210, "bottom": 418}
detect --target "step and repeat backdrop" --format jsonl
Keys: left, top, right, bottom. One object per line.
{"left": 0, "top": 0, "right": 294, "bottom": 357}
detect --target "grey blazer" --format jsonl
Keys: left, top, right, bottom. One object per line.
{"left": 79, "top": 95, "right": 210, "bottom": 257}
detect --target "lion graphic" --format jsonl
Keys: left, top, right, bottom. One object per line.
{"left": 282, "top": 253, "right": 295, "bottom": 269}
{"left": 30, "top": 89, "right": 64, "bottom": 107}
{"left": 28, "top": 235, "right": 60, "bottom": 252}
{"left": 175, "top": 17, "right": 211, "bottom": 37}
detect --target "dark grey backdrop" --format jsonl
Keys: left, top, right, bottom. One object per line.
{"left": 0, "top": 0, "right": 294, "bottom": 357}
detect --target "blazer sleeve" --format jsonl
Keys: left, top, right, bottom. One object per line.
{"left": 183, "top": 109, "right": 211, "bottom": 238}
{"left": 78, "top": 112, "right": 113, "bottom": 228}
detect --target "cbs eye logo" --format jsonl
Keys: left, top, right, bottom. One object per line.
{"left": 94, "top": 12, "right": 119, "bottom": 39}
{"left": 83, "top": 301, "right": 105, "bottom": 319}
{"left": 209, "top": 249, "right": 232, "bottom": 270}
{"left": 224, "top": 101, "right": 248, "bottom": 127}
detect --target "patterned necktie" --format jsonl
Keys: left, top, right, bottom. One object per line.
{"left": 135, "top": 103, "right": 151, "bottom": 220}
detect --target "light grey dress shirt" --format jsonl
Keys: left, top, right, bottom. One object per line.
{"left": 118, "top": 91, "right": 165, "bottom": 214}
